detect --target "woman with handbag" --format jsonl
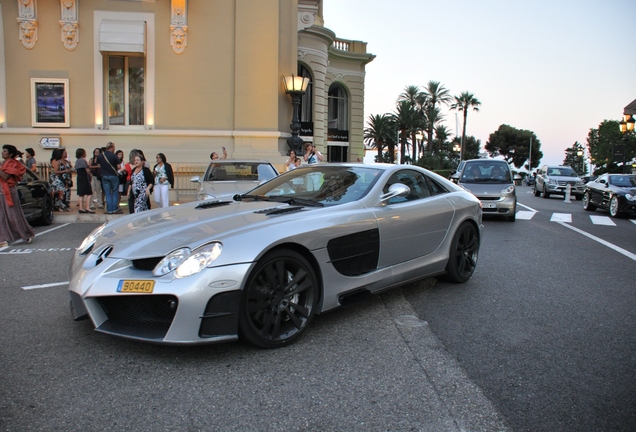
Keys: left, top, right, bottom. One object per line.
{"left": 129, "top": 154, "right": 154, "bottom": 213}
{"left": 0, "top": 144, "right": 35, "bottom": 247}
{"left": 50, "top": 148, "right": 73, "bottom": 211}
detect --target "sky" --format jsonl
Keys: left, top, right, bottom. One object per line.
{"left": 322, "top": 0, "right": 636, "bottom": 167}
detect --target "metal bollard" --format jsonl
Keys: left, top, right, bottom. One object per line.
{"left": 564, "top": 184, "right": 571, "bottom": 203}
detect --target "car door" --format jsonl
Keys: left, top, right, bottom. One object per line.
{"left": 594, "top": 175, "right": 612, "bottom": 208}
{"left": 372, "top": 169, "right": 454, "bottom": 268}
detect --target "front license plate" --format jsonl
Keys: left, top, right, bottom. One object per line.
{"left": 117, "top": 280, "right": 155, "bottom": 293}
{"left": 482, "top": 202, "right": 497, "bottom": 208}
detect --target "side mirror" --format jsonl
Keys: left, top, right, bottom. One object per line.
{"left": 379, "top": 183, "right": 410, "bottom": 204}
{"left": 190, "top": 176, "right": 201, "bottom": 183}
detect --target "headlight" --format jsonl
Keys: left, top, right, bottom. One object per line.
{"left": 501, "top": 185, "right": 515, "bottom": 195}
{"left": 625, "top": 193, "right": 635, "bottom": 201}
{"left": 78, "top": 223, "right": 107, "bottom": 255}
{"left": 152, "top": 243, "right": 223, "bottom": 278}
{"left": 548, "top": 178, "right": 558, "bottom": 185}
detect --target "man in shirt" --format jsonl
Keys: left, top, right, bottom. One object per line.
{"left": 97, "top": 141, "right": 123, "bottom": 214}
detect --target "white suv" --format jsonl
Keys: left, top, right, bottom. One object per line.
{"left": 534, "top": 165, "right": 585, "bottom": 200}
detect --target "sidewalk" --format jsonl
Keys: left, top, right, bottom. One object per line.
{"left": 52, "top": 200, "right": 193, "bottom": 223}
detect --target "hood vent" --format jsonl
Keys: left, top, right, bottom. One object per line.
{"left": 254, "top": 206, "right": 304, "bottom": 216}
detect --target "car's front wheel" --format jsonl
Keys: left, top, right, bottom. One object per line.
{"left": 444, "top": 222, "right": 479, "bottom": 283}
{"left": 533, "top": 186, "right": 541, "bottom": 197}
{"left": 239, "top": 249, "right": 318, "bottom": 349}
{"left": 542, "top": 185, "right": 550, "bottom": 198}
{"left": 583, "top": 192, "right": 596, "bottom": 211}
{"left": 609, "top": 195, "right": 624, "bottom": 218}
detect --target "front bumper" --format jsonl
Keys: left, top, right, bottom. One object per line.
{"left": 545, "top": 183, "right": 585, "bottom": 196}
{"left": 476, "top": 195, "right": 516, "bottom": 216}
{"left": 69, "top": 251, "right": 253, "bottom": 345}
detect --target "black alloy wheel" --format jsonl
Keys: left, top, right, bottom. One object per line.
{"left": 444, "top": 222, "right": 479, "bottom": 283}
{"left": 239, "top": 249, "right": 318, "bottom": 349}
{"left": 583, "top": 192, "right": 596, "bottom": 211}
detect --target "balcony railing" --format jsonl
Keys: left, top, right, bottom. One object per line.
{"left": 331, "top": 38, "right": 368, "bottom": 54}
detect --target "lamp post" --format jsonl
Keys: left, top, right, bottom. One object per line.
{"left": 577, "top": 148, "right": 584, "bottom": 175}
{"left": 283, "top": 74, "right": 310, "bottom": 155}
{"left": 618, "top": 114, "right": 635, "bottom": 173}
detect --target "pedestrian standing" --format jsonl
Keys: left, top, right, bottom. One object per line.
{"left": 97, "top": 142, "right": 123, "bottom": 214}
{"left": 25, "top": 148, "right": 37, "bottom": 172}
{"left": 89, "top": 148, "right": 104, "bottom": 209}
{"left": 0, "top": 144, "right": 35, "bottom": 247}
{"left": 130, "top": 154, "right": 154, "bottom": 213}
{"left": 75, "top": 148, "right": 94, "bottom": 214}
{"left": 153, "top": 153, "right": 174, "bottom": 208}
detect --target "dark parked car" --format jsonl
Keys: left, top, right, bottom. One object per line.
{"left": 18, "top": 168, "right": 53, "bottom": 226}
{"left": 583, "top": 173, "right": 636, "bottom": 218}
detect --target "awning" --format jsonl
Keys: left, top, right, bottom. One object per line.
{"left": 623, "top": 98, "right": 636, "bottom": 115}
{"left": 99, "top": 20, "right": 146, "bottom": 53}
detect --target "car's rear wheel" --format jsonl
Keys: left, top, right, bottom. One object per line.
{"left": 239, "top": 249, "right": 318, "bottom": 349}
{"left": 583, "top": 192, "right": 596, "bottom": 211}
{"left": 609, "top": 195, "right": 624, "bottom": 218}
{"left": 443, "top": 222, "right": 479, "bottom": 283}
{"left": 36, "top": 195, "right": 54, "bottom": 226}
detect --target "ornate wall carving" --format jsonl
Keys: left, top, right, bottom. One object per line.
{"left": 60, "top": 0, "right": 79, "bottom": 51}
{"left": 17, "top": 0, "right": 38, "bottom": 50}
{"left": 170, "top": 0, "right": 188, "bottom": 54}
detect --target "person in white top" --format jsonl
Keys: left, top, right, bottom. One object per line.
{"left": 285, "top": 150, "right": 302, "bottom": 171}
{"left": 304, "top": 144, "right": 323, "bottom": 164}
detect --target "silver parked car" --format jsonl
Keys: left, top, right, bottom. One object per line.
{"left": 69, "top": 164, "right": 482, "bottom": 348}
{"left": 458, "top": 159, "right": 517, "bottom": 221}
{"left": 534, "top": 165, "right": 585, "bottom": 200}
{"left": 191, "top": 159, "right": 279, "bottom": 201}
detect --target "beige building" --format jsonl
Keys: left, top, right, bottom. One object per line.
{"left": 0, "top": 0, "right": 374, "bottom": 172}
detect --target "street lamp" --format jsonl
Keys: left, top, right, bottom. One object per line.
{"left": 283, "top": 74, "right": 310, "bottom": 155}
{"left": 618, "top": 114, "right": 634, "bottom": 173}
{"left": 453, "top": 143, "right": 461, "bottom": 153}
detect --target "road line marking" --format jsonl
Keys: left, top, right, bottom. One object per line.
{"left": 557, "top": 222, "right": 636, "bottom": 262}
{"left": 516, "top": 211, "right": 536, "bottom": 220}
{"left": 631, "top": 219, "right": 636, "bottom": 225}
{"left": 550, "top": 213, "right": 572, "bottom": 223}
{"left": 22, "top": 281, "right": 69, "bottom": 290}
{"left": 517, "top": 202, "right": 539, "bottom": 212}
{"left": 589, "top": 216, "right": 616, "bottom": 226}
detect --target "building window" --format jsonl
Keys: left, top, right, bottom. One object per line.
{"left": 328, "top": 83, "right": 348, "bottom": 131}
{"left": 328, "top": 145, "right": 348, "bottom": 163}
{"left": 107, "top": 55, "right": 145, "bottom": 126}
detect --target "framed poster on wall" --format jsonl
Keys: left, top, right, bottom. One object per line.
{"left": 31, "top": 78, "right": 70, "bottom": 127}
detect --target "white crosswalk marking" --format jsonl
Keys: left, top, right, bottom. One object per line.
{"left": 550, "top": 213, "right": 572, "bottom": 223}
{"left": 516, "top": 211, "right": 536, "bottom": 220}
{"left": 631, "top": 219, "right": 636, "bottom": 225}
{"left": 589, "top": 216, "right": 616, "bottom": 226}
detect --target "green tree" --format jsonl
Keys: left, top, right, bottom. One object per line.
{"left": 450, "top": 91, "right": 481, "bottom": 160}
{"left": 562, "top": 141, "right": 587, "bottom": 176}
{"left": 364, "top": 114, "right": 395, "bottom": 163}
{"left": 398, "top": 85, "right": 425, "bottom": 158}
{"left": 422, "top": 81, "right": 452, "bottom": 154}
{"left": 587, "top": 119, "right": 636, "bottom": 174}
{"left": 391, "top": 100, "right": 418, "bottom": 164}
{"left": 485, "top": 124, "right": 543, "bottom": 169}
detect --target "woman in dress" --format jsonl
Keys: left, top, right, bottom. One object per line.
{"left": 153, "top": 153, "right": 174, "bottom": 208}
{"left": 50, "top": 148, "right": 73, "bottom": 211}
{"left": 129, "top": 154, "right": 154, "bottom": 213}
{"left": 0, "top": 144, "right": 35, "bottom": 247}
{"left": 75, "top": 148, "right": 94, "bottom": 214}
{"left": 89, "top": 148, "right": 103, "bottom": 209}
{"left": 25, "top": 148, "right": 37, "bottom": 172}
{"left": 285, "top": 150, "right": 302, "bottom": 171}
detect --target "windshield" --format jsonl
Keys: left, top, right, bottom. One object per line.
{"left": 460, "top": 162, "right": 512, "bottom": 184}
{"left": 243, "top": 165, "right": 383, "bottom": 206}
{"left": 546, "top": 167, "right": 576, "bottom": 177}
{"left": 609, "top": 175, "right": 636, "bottom": 188}
{"left": 204, "top": 161, "right": 278, "bottom": 182}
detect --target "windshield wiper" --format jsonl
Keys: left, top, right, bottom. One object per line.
{"left": 266, "top": 195, "right": 324, "bottom": 207}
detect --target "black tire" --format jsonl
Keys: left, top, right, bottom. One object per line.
{"left": 36, "top": 195, "right": 54, "bottom": 226}
{"left": 443, "top": 222, "right": 479, "bottom": 283}
{"left": 239, "top": 249, "right": 318, "bottom": 349}
{"left": 582, "top": 192, "right": 596, "bottom": 211}
{"left": 609, "top": 195, "right": 624, "bottom": 218}
{"left": 542, "top": 185, "right": 550, "bottom": 198}
{"left": 533, "top": 186, "right": 541, "bottom": 197}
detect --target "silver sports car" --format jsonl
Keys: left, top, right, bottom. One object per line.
{"left": 69, "top": 163, "right": 482, "bottom": 348}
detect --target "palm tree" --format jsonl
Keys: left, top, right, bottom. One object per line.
{"left": 398, "top": 86, "right": 425, "bottom": 159}
{"left": 422, "top": 105, "right": 443, "bottom": 154}
{"left": 422, "top": 81, "right": 452, "bottom": 154}
{"left": 391, "top": 101, "right": 418, "bottom": 164}
{"left": 451, "top": 91, "right": 481, "bottom": 161}
{"left": 364, "top": 114, "right": 394, "bottom": 162}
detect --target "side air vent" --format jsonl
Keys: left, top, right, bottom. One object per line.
{"left": 133, "top": 256, "right": 163, "bottom": 271}
{"left": 95, "top": 245, "right": 113, "bottom": 266}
